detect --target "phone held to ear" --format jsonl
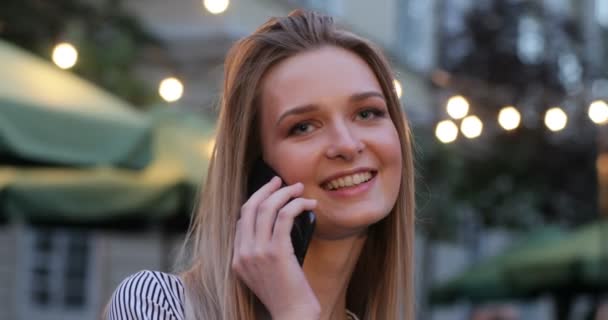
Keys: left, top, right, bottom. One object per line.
{"left": 247, "top": 158, "right": 316, "bottom": 266}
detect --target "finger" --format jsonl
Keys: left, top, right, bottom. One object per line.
{"left": 239, "top": 176, "right": 282, "bottom": 245}
{"left": 255, "top": 183, "right": 305, "bottom": 243}
{"left": 233, "top": 218, "right": 243, "bottom": 261}
{"left": 244, "top": 176, "right": 283, "bottom": 212}
{"left": 271, "top": 198, "right": 317, "bottom": 248}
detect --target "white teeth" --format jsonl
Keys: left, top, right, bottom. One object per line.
{"left": 324, "top": 171, "right": 373, "bottom": 190}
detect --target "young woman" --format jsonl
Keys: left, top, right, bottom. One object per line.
{"left": 106, "top": 9, "right": 415, "bottom": 320}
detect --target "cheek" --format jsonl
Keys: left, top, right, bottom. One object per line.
{"left": 371, "top": 125, "right": 403, "bottom": 170}
{"left": 267, "top": 142, "right": 322, "bottom": 185}
{"left": 375, "top": 126, "right": 404, "bottom": 198}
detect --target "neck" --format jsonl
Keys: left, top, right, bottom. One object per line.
{"left": 302, "top": 232, "right": 367, "bottom": 320}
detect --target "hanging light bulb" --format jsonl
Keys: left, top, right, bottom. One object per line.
{"left": 544, "top": 107, "right": 568, "bottom": 132}
{"left": 446, "top": 95, "right": 469, "bottom": 119}
{"left": 461, "top": 115, "right": 483, "bottom": 139}
{"left": 588, "top": 100, "right": 608, "bottom": 124}
{"left": 498, "top": 106, "right": 522, "bottom": 131}
{"left": 159, "top": 77, "right": 184, "bottom": 102}
{"left": 52, "top": 42, "right": 78, "bottom": 69}
{"left": 435, "top": 120, "right": 458, "bottom": 143}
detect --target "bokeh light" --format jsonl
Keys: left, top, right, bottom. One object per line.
{"left": 204, "top": 0, "right": 229, "bottom": 14}
{"left": 498, "top": 106, "right": 521, "bottom": 131}
{"left": 435, "top": 120, "right": 458, "bottom": 143}
{"left": 461, "top": 115, "right": 483, "bottom": 139}
{"left": 206, "top": 138, "right": 215, "bottom": 159}
{"left": 544, "top": 107, "right": 568, "bottom": 132}
{"left": 52, "top": 42, "right": 78, "bottom": 69}
{"left": 446, "top": 95, "right": 470, "bottom": 119}
{"left": 588, "top": 100, "right": 608, "bottom": 124}
{"left": 159, "top": 77, "right": 184, "bottom": 102}
{"left": 393, "top": 79, "right": 402, "bottom": 98}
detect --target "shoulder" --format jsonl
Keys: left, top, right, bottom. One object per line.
{"left": 106, "top": 270, "right": 186, "bottom": 320}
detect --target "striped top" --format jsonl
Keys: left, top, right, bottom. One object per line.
{"left": 107, "top": 270, "right": 359, "bottom": 320}
{"left": 107, "top": 270, "right": 185, "bottom": 320}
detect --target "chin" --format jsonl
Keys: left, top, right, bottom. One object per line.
{"left": 313, "top": 208, "right": 390, "bottom": 238}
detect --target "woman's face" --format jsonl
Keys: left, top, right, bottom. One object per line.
{"left": 258, "top": 46, "right": 403, "bottom": 239}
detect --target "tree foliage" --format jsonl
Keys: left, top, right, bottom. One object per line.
{"left": 0, "top": 0, "right": 162, "bottom": 108}
{"left": 417, "top": 0, "right": 599, "bottom": 240}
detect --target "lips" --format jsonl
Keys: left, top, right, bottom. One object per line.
{"left": 321, "top": 170, "right": 377, "bottom": 190}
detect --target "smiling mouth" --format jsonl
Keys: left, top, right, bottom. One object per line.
{"left": 322, "top": 171, "right": 377, "bottom": 190}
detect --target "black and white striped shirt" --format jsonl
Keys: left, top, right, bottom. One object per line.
{"left": 108, "top": 270, "right": 360, "bottom": 320}
{"left": 107, "top": 270, "right": 186, "bottom": 320}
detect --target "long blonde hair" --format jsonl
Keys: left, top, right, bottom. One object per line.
{"left": 180, "top": 9, "right": 415, "bottom": 320}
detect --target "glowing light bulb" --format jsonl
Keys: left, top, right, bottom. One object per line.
{"left": 393, "top": 79, "right": 402, "bottom": 98}
{"left": 435, "top": 120, "right": 458, "bottom": 143}
{"left": 544, "top": 107, "right": 568, "bottom": 132}
{"left": 588, "top": 100, "right": 608, "bottom": 124}
{"left": 498, "top": 106, "right": 521, "bottom": 131}
{"left": 461, "top": 115, "right": 483, "bottom": 139}
{"left": 204, "top": 0, "right": 229, "bottom": 14}
{"left": 159, "top": 77, "right": 184, "bottom": 102}
{"left": 52, "top": 42, "right": 78, "bottom": 69}
{"left": 446, "top": 95, "right": 469, "bottom": 119}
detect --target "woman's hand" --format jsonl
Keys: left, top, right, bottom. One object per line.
{"left": 232, "top": 176, "right": 320, "bottom": 319}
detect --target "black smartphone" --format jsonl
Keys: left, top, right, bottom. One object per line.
{"left": 247, "top": 158, "right": 316, "bottom": 266}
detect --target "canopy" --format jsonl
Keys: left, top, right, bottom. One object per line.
{"left": 0, "top": 107, "right": 215, "bottom": 225}
{"left": 430, "top": 222, "right": 608, "bottom": 304}
{"left": 430, "top": 227, "right": 565, "bottom": 304}
{"left": 504, "top": 221, "right": 608, "bottom": 295}
{"left": 0, "top": 40, "right": 152, "bottom": 169}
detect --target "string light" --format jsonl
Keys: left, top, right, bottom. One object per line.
{"left": 52, "top": 42, "right": 78, "bottom": 69}
{"left": 588, "top": 100, "right": 608, "bottom": 124}
{"left": 498, "top": 106, "right": 521, "bottom": 131}
{"left": 159, "top": 77, "right": 184, "bottom": 102}
{"left": 446, "top": 95, "right": 470, "bottom": 119}
{"left": 203, "top": 0, "right": 229, "bottom": 14}
{"left": 461, "top": 115, "right": 483, "bottom": 138}
{"left": 544, "top": 107, "right": 568, "bottom": 132}
{"left": 393, "top": 79, "right": 403, "bottom": 98}
{"left": 435, "top": 120, "right": 458, "bottom": 143}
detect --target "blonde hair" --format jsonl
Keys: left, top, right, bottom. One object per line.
{"left": 179, "top": 9, "right": 415, "bottom": 320}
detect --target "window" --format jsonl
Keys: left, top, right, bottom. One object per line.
{"left": 29, "top": 228, "right": 90, "bottom": 308}
{"left": 18, "top": 226, "right": 98, "bottom": 320}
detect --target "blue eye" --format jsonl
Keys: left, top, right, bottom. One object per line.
{"left": 357, "top": 108, "right": 386, "bottom": 120}
{"left": 288, "top": 122, "right": 314, "bottom": 136}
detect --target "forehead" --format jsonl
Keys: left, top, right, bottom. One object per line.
{"left": 259, "top": 46, "right": 383, "bottom": 113}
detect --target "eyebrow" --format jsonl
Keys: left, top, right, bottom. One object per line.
{"left": 275, "top": 91, "right": 386, "bottom": 126}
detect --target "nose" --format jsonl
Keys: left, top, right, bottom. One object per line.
{"left": 325, "top": 121, "right": 364, "bottom": 161}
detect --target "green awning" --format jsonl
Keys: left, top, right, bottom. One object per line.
{"left": 504, "top": 221, "right": 608, "bottom": 294}
{"left": 431, "top": 222, "right": 608, "bottom": 304}
{"left": 0, "top": 107, "right": 215, "bottom": 224}
{"left": 0, "top": 40, "right": 152, "bottom": 169}
{"left": 430, "top": 227, "right": 565, "bottom": 304}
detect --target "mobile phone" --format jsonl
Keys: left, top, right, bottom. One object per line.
{"left": 247, "top": 158, "right": 316, "bottom": 266}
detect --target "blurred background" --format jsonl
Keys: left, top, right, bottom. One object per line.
{"left": 0, "top": 0, "right": 606, "bottom": 319}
